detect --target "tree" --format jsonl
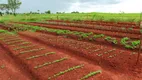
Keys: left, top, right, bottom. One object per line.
{"left": 0, "top": 4, "right": 8, "bottom": 16}
{"left": 0, "top": 4, "right": 8, "bottom": 11}
{"left": 0, "top": 12, "right": 2, "bottom": 16}
{"left": 37, "top": 10, "right": 40, "bottom": 14}
{"left": 8, "top": 0, "right": 22, "bottom": 16}
{"left": 71, "top": 11, "right": 79, "bottom": 14}
{"left": 45, "top": 10, "right": 51, "bottom": 14}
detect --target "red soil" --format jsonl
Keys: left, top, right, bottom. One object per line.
{"left": 0, "top": 22, "right": 142, "bottom": 80}
{"left": 19, "top": 31, "right": 142, "bottom": 80}
{"left": 0, "top": 33, "right": 115, "bottom": 80}
{"left": 0, "top": 42, "right": 33, "bottom": 80}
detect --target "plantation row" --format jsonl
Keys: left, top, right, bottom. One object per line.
{"left": 14, "top": 22, "right": 140, "bottom": 39}
{"left": 44, "top": 21, "right": 140, "bottom": 34}
{"left": 0, "top": 30, "right": 108, "bottom": 80}
{"left": 46, "top": 20, "right": 139, "bottom": 29}
{"left": 19, "top": 31, "right": 138, "bottom": 72}
{"left": 4, "top": 23, "right": 140, "bottom": 50}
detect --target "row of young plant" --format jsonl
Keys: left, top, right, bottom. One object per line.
{"left": 0, "top": 32, "right": 33, "bottom": 48}
{"left": 46, "top": 20, "right": 137, "bottom": 27}
{"left": 47, "top": 64, "right": 102, "bottom": 80}
{"left": 42, "top": 21, "right": 139, "bottom": 34}
{"left": 0, "top": 30, "right": 39, "bottom": 56}
{"left": 0, "top": 65, "right": 5, "bottom": 69}
{"left": 5, "top": 24, "right": 140, "bottom": 49}
{"left": 26, "top": 52, "right": 56, "bottom": 60}
{"left": 97, "top": 48, "right": 116, "bottom": 57}
{"left": 0, "top": 30, "right": 103, "bottom": 80}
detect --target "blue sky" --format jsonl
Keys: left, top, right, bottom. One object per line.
{"left": 0, "top": 0, "right": 7, "bottom": 4}
{"left": 0, "top": 0, "right": 142, "bottom": 13}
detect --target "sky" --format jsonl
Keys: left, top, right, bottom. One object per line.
{"left": 0, "top": 0, "right": 142, "bottom": 13}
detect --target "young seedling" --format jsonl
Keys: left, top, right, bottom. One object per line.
{"left": 6, "top": 40, "right": 25, "bottom": 45}
{"left": 48, "top": 64, "right": 84, "bottom": 80}
{"left": 19, "top": 48, "right": 45, "bottom": 54}
{"left": 34, "top": 57, "right": 68, "bottom": 69}
{"left": 26, "top": 52, "right": 56, "bottom": 60}
{"left": 3, "top": 38, "right": 21, "bottom": 42}
{"left": 80, "top": 70, "right": 102, "bottom": 80}
{"left": 13, "top": 45, "right": 37, "bottom": 50}
{"left": 11, "top": 42, "right": 31, "bottom": 46}
{"left": 0, "top": 65, "right": 5, "bottom": 69}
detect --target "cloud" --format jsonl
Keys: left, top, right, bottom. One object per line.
{"left": 14, "top": 0, "right": 142, "bottom": 13}
{"left": 68, "top": 0, "right": 142, "bottom": 13}
{"left": 79, "top": 0, "right": 121, "bottom": 5}
{"left": 18, "top": 0, "right": 73, "bottom": 13}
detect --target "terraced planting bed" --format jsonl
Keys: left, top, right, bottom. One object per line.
{"left": 0, "top": 38, "right": 33, "bottom": 80}
{"left": 46, "top": 20, "right": 139, "bottom": 29}
{"left": 6, "top": 22, "right": 140, "bottom": 50}
{"left": 13, "top": 22, "right": 140, "bottom": 39}
{"left": 0, "top": 31, "right": 114, "bottom": 80}
{"left": 19, "top": 31, "right": 141, "bottom": 71}
{"left": 0, "top": 19, "right": 142, "bottom": 80}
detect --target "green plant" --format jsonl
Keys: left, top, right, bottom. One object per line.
{"left": 12, "top": 42, "right": 31, "bottom": 46}
{"left": 26, "top": 52, "right": 56, "bottom": 60}
{"left": 0, "top": 65, "right": 5, "bottom": 69}
{"left": 121, "top": 37, "right": 129, "bottom": 45}
{"left": 93, "top": 34, "right": 104, "bottom": 39}
{"left": 0, "top": 29, "right": 8, "bottom": 33}
{"left": 6, "top": 40, "right": 24, "bottom": 45}
{"left": 104, "top": 48, "right": 116, "bottom": 54}
{"left": 48, "top": 64, "right": 84, "bottom": 80}
{"left": 128, "top": 28, "right": 133, "bottom": 31}
{"left": 131, "top": 40, "right": 140, "bottom": 47}
{"left": 13, "top": 45, "right": 36, "bottom": 50}
{"left": 34, "top": 57, "right": 68, "bottom": 69}
{"left": 121, "top": 37, "right": 140, "bottom": 49}
{"left": 3, "top": 38, "right": 21, "bottom": 42}
{"left": 80, "top": 70, "right": 102, "bottom": 80}
{"left": 105, "top": 36, "right": 117, "bottom": 44}
{"left": 19, "top": 48, "right": 45, "bottom": 54}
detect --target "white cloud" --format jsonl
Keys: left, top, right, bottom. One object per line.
{"left": 68, "top": 0, "right": 142, "bottom": 13}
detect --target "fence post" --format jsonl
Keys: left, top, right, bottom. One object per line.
{"left": 57, "top": 15, "right": 58, "bottom": 20}
{"left": 136, "top": 12, "right": 142, "bottom": 65}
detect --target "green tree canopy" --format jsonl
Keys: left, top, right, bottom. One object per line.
{"left": 0, "top": 0, "right": 22, "bottom": 15}
{"left": 8, "top": 0, "right": 22, "bottom": 15}
{"left": 45, "top": 10, "right": 51, "bottom": 14}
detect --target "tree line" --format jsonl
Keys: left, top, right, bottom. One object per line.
{"left": 0, "top": 0, "right": 80, "bottom": 16}
{"left": 0, "top": 0, "right": 21, "bottom": 16}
